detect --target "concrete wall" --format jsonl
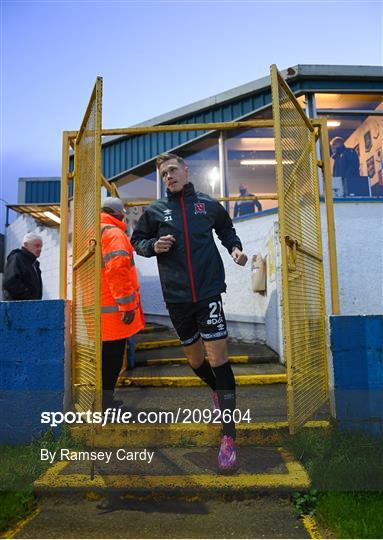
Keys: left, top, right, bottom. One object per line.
{"left": 135, "top": 211, "right": 282, "bottom": 351}
{"left": 136, "top": 200, "right": 383, "bottom": 355}
{"left": 321, "top": 201, "right": 383, "bottom": 316}
{"left": 320, "top": 201, "right": 383, "bottom": 412}
{"left": 218, "top": 214, "right": 282, "bottom": 350}
{"left": 4, "top": 200, "right": 382, "bottom": 356}
{"left": 330, "top": 315, "right": 383, "bottom": 436}
{"left": 0, "top": 300, "right": 70, "bottom": 444}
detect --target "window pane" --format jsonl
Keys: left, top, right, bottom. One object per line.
{"left": 296, "top": 94, "right": 307, "bottom": 111}
{"left": 316, "top": 93, "right": 383, "bottom": 111}
{"left": 321, "top": 112, "right": 383, "bottom": 197}
{"left": 176, "top": 134, "right": 220, "bottom": 197}
{"left": 118, "top": 169, "right": 157, "bottom": 201}
{"left": 117, "top": 169, "right": 157, "bottom": 236}
{"left": 226, "top": 127, "right": 278, "bottom": 218}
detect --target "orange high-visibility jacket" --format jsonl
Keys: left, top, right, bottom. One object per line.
{"left": 101, "top": 213, "right": 145, "bottom": 341}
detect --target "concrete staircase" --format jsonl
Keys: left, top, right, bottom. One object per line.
{"left": 34, "top": 323, "right": 330, "bottom": 498}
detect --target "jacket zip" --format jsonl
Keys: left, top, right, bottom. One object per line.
{"left": 180, "top": 190, "right": 197, "bottom": 303}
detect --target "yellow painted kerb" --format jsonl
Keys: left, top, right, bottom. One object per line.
{"left": 70, "top": 419, "right": 330, "bottom": 448}
{"left": 34, "top": 447, "right": 310, "bottom": 492}
{"left": 135, "top": 339, "right": 180, "bottom": 351}
{"left": 1, "top": 508, "right": 40, "bottom": 539}
{"left": 142, "top": 355, "right": 251, "bottom": 366}
{"left": 303, "top": 515, "right": 322, "bottom": 539}
{"left": 117, "top": 373, "right": 287, "bottom": 387}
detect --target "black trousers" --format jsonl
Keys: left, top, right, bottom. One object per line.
{"left": 102, "top": 338, "right": 126, "bottom": 409}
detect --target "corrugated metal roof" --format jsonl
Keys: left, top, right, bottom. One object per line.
{"left": 25, "top": 180, "right": 61, "bottom": 203}
{"left": 23, "top": 179, "right": 73, "bottom": 204}
{"left": 102, "top": 84, "right": 281, "bottom": 179}
{"left": 102, "top": 65, "right": 383, "bottom": 180}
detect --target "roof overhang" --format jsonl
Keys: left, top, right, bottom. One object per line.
{"left": 7, "top": 204, "right": 61, "bottom": 227}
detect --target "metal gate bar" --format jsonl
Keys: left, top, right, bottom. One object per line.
{"left": 71, "top": 77, "right": 103, "bottom": 412}
{"left": 271, "top": 64, "right": 328, "bottom": 434}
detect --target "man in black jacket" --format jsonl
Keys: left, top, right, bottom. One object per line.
{"left": 234, "top": 184, "right": 262, "bottom": 218}
{"left": 131, "top": 153, "right": 248, "bottom": 471}
{"left": 330, "top": 137, "right": 360, "bottom": 195}
{"left": 3, "top": 232, "right": 43, "bottom": 300}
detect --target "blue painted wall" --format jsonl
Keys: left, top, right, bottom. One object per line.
{"left": 24, "top": 179, "right": 73, "bottom": 203}
{"left": 0, "top": 300, "right": 68, "bottom": 444}
{"left": 331, "top": 315, "right": 383, "bottom": 436}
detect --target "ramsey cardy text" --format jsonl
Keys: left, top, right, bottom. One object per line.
{"left": 40, "top": 448, "right": 155, "bottom": 465}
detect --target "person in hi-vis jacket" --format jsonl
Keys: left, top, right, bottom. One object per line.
{"left": 100, "top": 197, "right": 145, "bottom": 411}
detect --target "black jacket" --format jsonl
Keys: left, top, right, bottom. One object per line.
{"left": 2, "top": 248, "right": 43, "bottom": 301}
{"left": 234, "top": 194, "right": 262, "bottom": 217}
{"left": 131, "top": 183, "right": 242, "bottom": 304}
{"left": 333, "top": 147, "right": 360, "bottom": 178}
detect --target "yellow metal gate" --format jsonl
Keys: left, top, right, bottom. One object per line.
{"left": 72, "top": 77, "right": 103, "bottom": 412}
{"left": 271, "top": 65, "right": 328, "bottom": 433}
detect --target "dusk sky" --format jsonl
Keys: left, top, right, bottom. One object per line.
{"left": 1, "top": 0, "right": 382, "bottom": 230}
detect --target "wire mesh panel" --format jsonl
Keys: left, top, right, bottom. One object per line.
{"left": 72, "top": 78, "right": 103, "bottom": 412}
{"left": 270, "top": 65, "right": 328, "bottom": 434}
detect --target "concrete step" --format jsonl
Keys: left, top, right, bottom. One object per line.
{"left": 70, "top": 421, "right": 330, "bottom": 448}
{"left": 111, "top": 385, "right": 330, "bottom": 424}
{"left": 134, "top": 341, "right": 279, "bottom": 364}
{"left": 121, "top": 363, "right": 286, "bottom": 377}
{"left": 134, "top": 342, "right": 279, "bottom": 366}
{"left": 135, "top": 328, "right": 179, "bottom": 343}
{"left": 117, "top": 373, "right": 286, "bottom": 387}
{"left": 135, "top": 338, "right": 181, "bottom": 351}
{"left": 134, "top": 355, "right": 267, "bottom": 366}
{"left": 138, "top": 323, "right": 169, "bottom": 334}
{"left": 117, "top": 363, "right": 286, "bottom": 387}
{"left": 34, "top": 446, "right": 311, "bottom": 496}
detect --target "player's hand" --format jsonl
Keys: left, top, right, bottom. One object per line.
{"left": 154, "top": 235, "right": 176, "bottom": 254}
{"left": 121, "top": 310, "right": 135, "bottom": 324}
{"left": 231, "top": 247, "right": 248, "bottom": 266}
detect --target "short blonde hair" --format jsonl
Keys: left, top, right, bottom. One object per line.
{"left": 156, "top": 153, "right": 186, "bottom": 169}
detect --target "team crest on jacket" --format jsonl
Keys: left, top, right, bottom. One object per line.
{"left": 194, "top": 202, "right": 206, "bottom": 214}
{"left": 163, "top": 209, "right": 173, "bottom": 222}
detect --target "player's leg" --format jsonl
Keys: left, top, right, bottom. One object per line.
{"left": 204, "top": 338, "right": 236, "bottom": 437}
{"left": 183, "top": 338, "right": 216, "bottom": 390}
{"left": 166, "top": 302, "right": 216, "bottom": 390}
{"left": 197, "top": 296, "right": 237, "bottom": 470}
{"left": 206, "top": 339, "right": 237, "bottom": 470}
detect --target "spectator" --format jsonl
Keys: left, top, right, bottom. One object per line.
{"left": 233, "top": 184, "right": 262, "bottom": 218}
{"left": 330, "top": 137, "right": 360, "bottom": 179}
{"left": 2, "top": 232, "right": 43, "bottom": 301}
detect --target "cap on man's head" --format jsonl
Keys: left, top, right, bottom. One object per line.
{"left": 101, "top": 197, "right": 126, "bottom": 215}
